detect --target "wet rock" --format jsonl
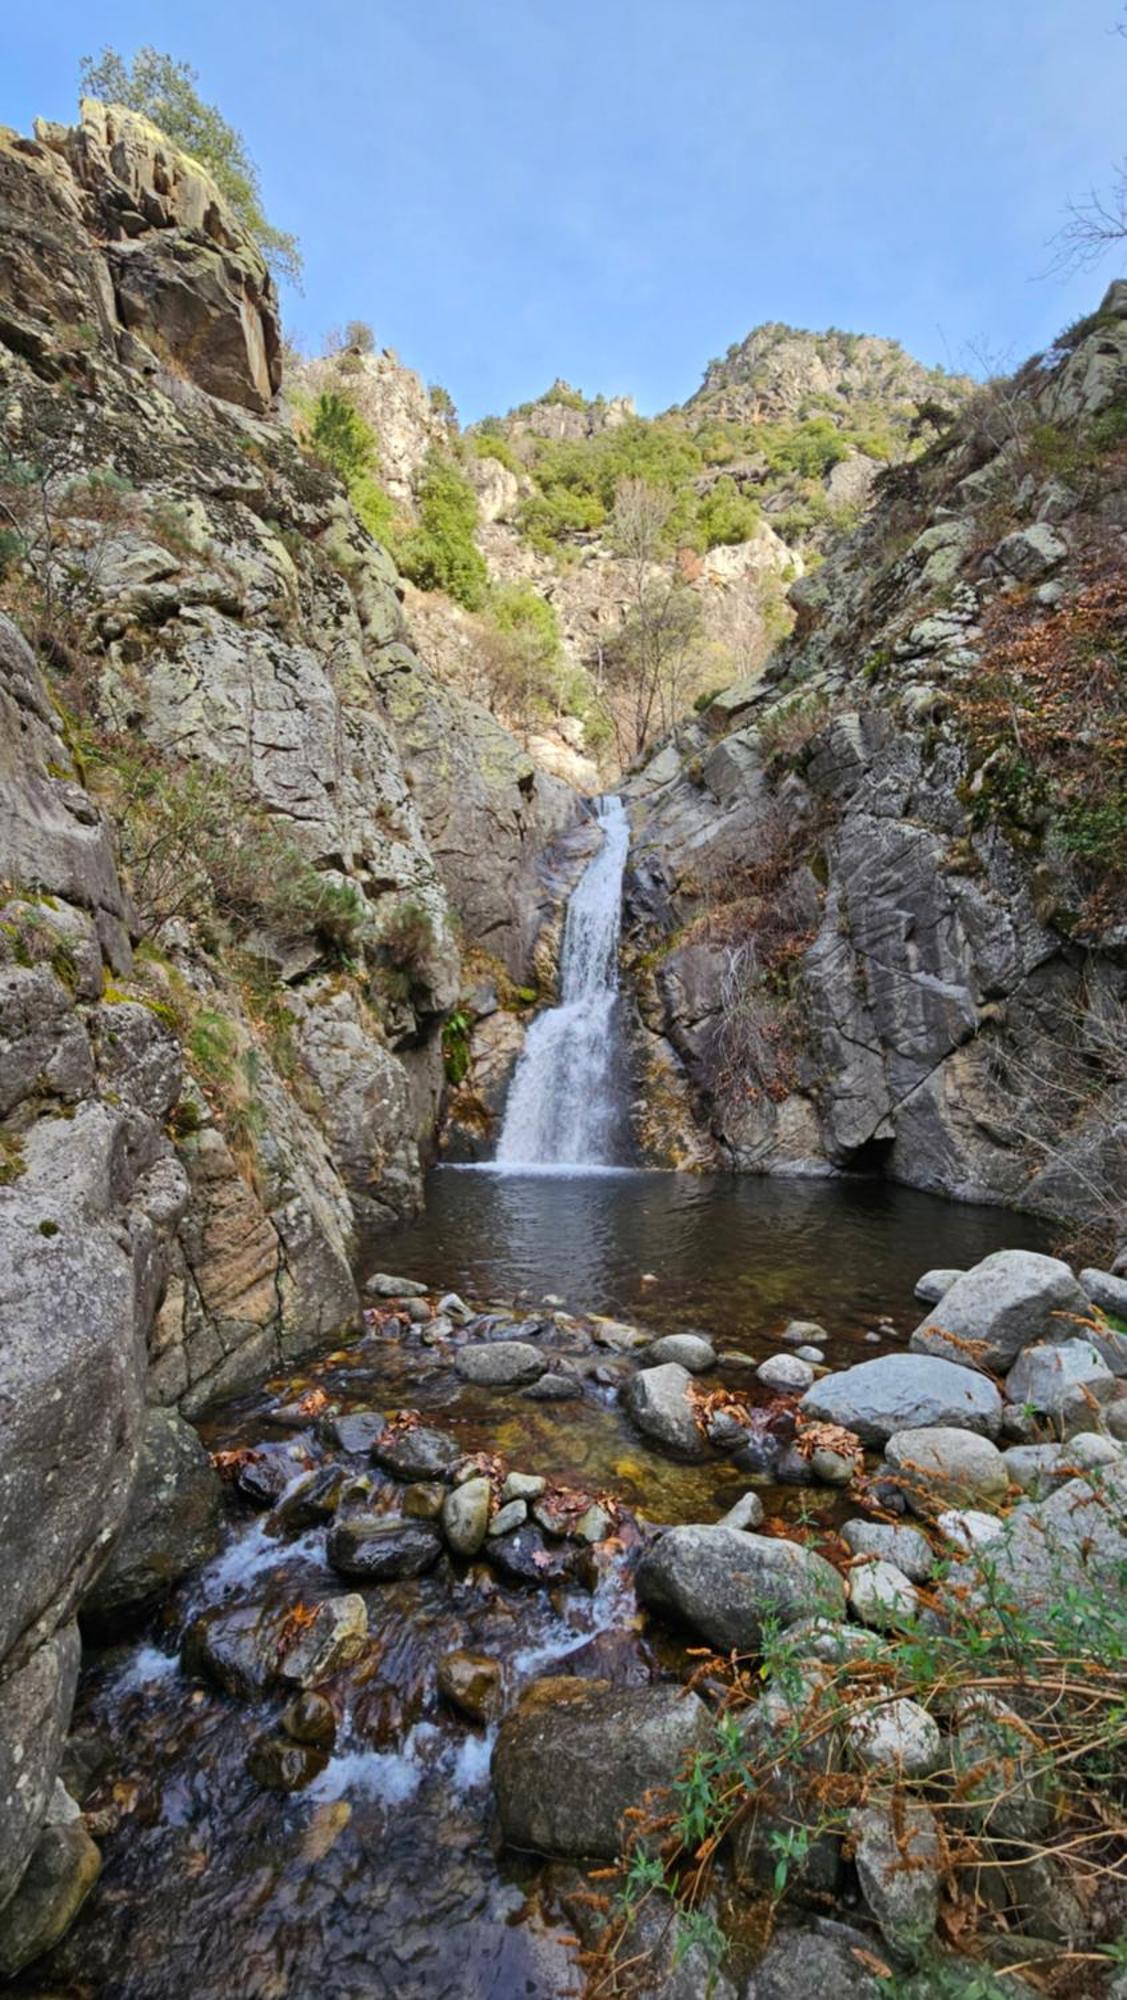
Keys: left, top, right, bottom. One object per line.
{"left": 371, "top": 1424, "right": 459, "bottom": 1481}
{"left": 492, "top": 1678, "right": 711, "bottom": 1858}
{"left": 914, "top": 1268, "right": 963, "bottom": 1304}
{"left": 718, "top": 1490, "right": 765, "bottom": 1531}
{"left": 757, "top": 1353, "right": 815, "bottom": 1392}
{"left": 851, "top": 1799, "right": 940, "bottom": 1961}
{"left": 800, "top": 1353, "right": 1002, "bottom": 1445}
{"left": 442, "top": 1476, "right": 493, "bottom": 1556}
{"left": 437, "top": 1291, "right": 472, "bottom": 1323}
{"left": 455, "top": 1340, "right": 546, "bottom": 1387}
{"left": 281, "top": 1689, "right": 337, "bottom": 1748}
{"left": 266, "top": 1462, "right": 345, "bottom": 1534}
{"left": 781, "top": 1321, "right": 830, "bottom": 1347}
{"left": 744, "top": 1922, "right": 884, "bottom": 2000}
{"left": 366, "top": 1273, "right": 428, "bottom": 1298}
{"left": 80, "top": 1407, "right": 223, "bottom": 1630}
{"left": 0, "top": 1785, "right": 101, "bottom": 1979}
{"left": 636, "top": 1525, "right": 846, "bottom": 1650}
{"left": 884, "top": 1426, "right": 1008, "bottom": 1512}
{"left": 277, "top": 1594, "right": 367, "bottom": 1685}
{"left": 502, "top": 1472, "right": 547, "bottom": 1502}
{"left": 775, "top": 1442, "right": 814, "bottom": 1484}
{"left": 437, "top": 1649, "right": 504, "bottom": 1723}
{"left": 182, "top": 1600, "right": 290, "bottom": 1700}
{"left": 402, "top": 1481, "right": 446, "bottom": 1520}
{"left": 236, "top": 1449, "right": 300, "bottom": 1508}
{"left": 845, "top": 1697, "right": 941, "bottom": 1777}
{"left": 1005, "top": 1339, "right": 1115, "bottom": 1432}
{"left": 848, "top": 1559, "right": 921, "bottom": 1630}
{"left": 621, "top": 1363, "right": 708, "bottom": 1459}
{"left": 642, "top": 1333, "right": 716, "bottom": 1372}
{"left": 486, "top": 1525, "right": 575, "bottom": 1586}
{"left": 327, "top": 1514, "right": 444, "bottom": 1581}
{"left": 575, "top": 1502, "right": 612, "bottom": 1543}
{"left": 523, "top": 1372, "right": 582, "bottom": 1402}
{"left": 909, "top": 1250, "right": 1091, "bottom": 1373}
{"left": 329, "top": 1411, "right": 388, "bottom": 1456}
{"left": 591, "top": 1317, "right": 652, "bottom": 1353}
{"left": 247, "top": 1734, "right": 329, "bottom": 1791}
{"left": 488, "top": 1499, "right": 527, "bottom": 1537}
{"left": 841, "top": 1520, "right": 935, "bottom": 1582}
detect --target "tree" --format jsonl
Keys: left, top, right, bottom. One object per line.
{"left": 397, "top": 452, "right": 488, "bottom": 609}
{"left": 344, "top": 320, "right": 375, "bottom": 354}
{"left": 78, "top": 47, "right": 302, "bottom": 285}
{"left": 1049, "top": 9, "right": 1127, "bottom": 273}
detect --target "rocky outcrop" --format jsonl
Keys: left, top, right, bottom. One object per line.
{"left": 623, "top": 291, "right": 1127, "bottom": 1250}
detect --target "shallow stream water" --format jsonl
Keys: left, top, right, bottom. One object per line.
{"left": 15, "top": 1172, "right": 1048, "bottom": 2000}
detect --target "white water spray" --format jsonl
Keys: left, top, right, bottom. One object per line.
{"left": 496, "top": 795, "right": 630, "bottom": 1168}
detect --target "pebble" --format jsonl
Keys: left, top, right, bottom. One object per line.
{"left": 757, "top": 1353, "right": 815, "bottom": 1392}
{"left": 718, "top": 1491, "right": 765, "bottom": 1532}
{"left": 502, "top": 1472, "right": 547, "bottom": 1502}
{"left": 487, "top": 1499, "right": 527, "bottom": 1538}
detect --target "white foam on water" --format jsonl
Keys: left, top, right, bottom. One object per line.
{"left": 308, "top": 1721, "right": 442, "bottom": 1806}
{"left": 188, "top": 1516, "right": 326, "bottom": 1613}
{"left": 448, "top": 1726, "right": 497, "bottom": 1794}
{"left": 111, "top": 1644, "right": 180, "bottom": 1695}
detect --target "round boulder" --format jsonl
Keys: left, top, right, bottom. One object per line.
{"left": 621, "top": 1362, "right": 708, "bottom": 1459}
{"left": 799, "top": 1353, "right": 1002, "bottom": 1445}
{"left": 636, "top": 1525, "right": 846, "bottom": 1651}
{"left": 455, "top": 1341, "right": 545, "bottom": 1388}
{"left": 884, "top": 1426, "right": 1007, "bottom": 1513}
{"left": 909, "top": 1250, "right": 1091, "bottom": 1372}
{"left": 641, "top": 1333, "right": 716, "bottom": 1373}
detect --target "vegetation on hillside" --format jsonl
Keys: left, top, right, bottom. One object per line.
{"left": 78, "top": 47, "right": 302, "bottom": 283}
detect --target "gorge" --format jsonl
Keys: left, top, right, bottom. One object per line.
{"left": 0, "top": 86, "right": 1125, "bottom": 2000}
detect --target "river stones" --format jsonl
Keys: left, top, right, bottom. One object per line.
{"left": 636, "top": 1526, "right": 846, "bottom": 1650}
{"left": 850, "top": 1800, "right": 941, "bottom": 1961}
{"left": 799, "top": 1353, "right": 1002, "bottom": 1445}
{"left": 366, "top": 1273, "right": 428, "bottom": 1298}
{"left": 641, "top": 1333, "right": 716, "bottom": 1372}
{"left": 955, "top": 1465, "right": 1127, "bottom": 1618}
{"left": 488, "top": 1499, "right": 527, "bottom": 1537}
{"left": 522, "top": 1372, "right": 582, "bottom": 1402}
{"left": 914, "top": 1268, "right": 963, "bottom": 1304}
{"left": 437, "top": 1649, "right": 503, "bottom": 1724}
{"left": 744, "top": 1925, "right": 885, "bottom": 2000}
{"left": 282, "top": 1689, "right": 337, "bottom": 1748}
{"left": 266, "top": 1462, "right": 346, "bottom": 1533}
{"left": 182, "top": 1592, "right": 366, "bottom": 1697}
{"left": 441, "top": 1476, "right": 492, "bottom": 1556}
{"left": 276, "top": 1595, "right": 367, "bottom": 1685}
{"left": 884, "top": 1426, "right": 1008, "bottom": 1512}
{"left": 235, "top": 1446, "right": 300, "bottom": 1508}
{"left": 847, "top": 1559, "right": 921, "bottom": 1630}
{"left": 80, "top": 1408, "right": 223, "bottom": 1631}
{"left": 781, "top": 1320, "right": 829, "bottom": 1347}
{"left": 492, "top": 1677, "right": 712, "bottom": 1858}
{"left": 326, "top": 1515, "right": 443, "bottom": 1582}
{"left": 0, "top": 1784, "right": 101, "bottom": 1979}
{"left": 454, "top": 1341, "right": 545, "bottom": 1387}
{"left": 620, "top": 1362, "right": 707, "bottom": 1459}
{"left": 1081, "top": 1266, "right": 1127, "bottom": 1325}
{"left": 718, "top": 1491, "right": 765, "bottom": 1531}
{"left": 247, "top": 1735, "right": 328, "bottom": 1792}
{"left": 908, "top": 1250, "right": 1091, "bottom": 1372}
{"left": 757, "top": 1353, "right": 815, "bottom": 1392}
{"left": 371, "top": 1423, "right": 459, "bottom": 1481}
{"left": 845, "top": 1696, "right": 941, "bottom": 1777}
{"left": 402, "top": 1480, "right": 446, "bottom": 1519}
{"left": 485, "top": 1525, "right": 574, "bottom": 1586}
{"left": 1004, "top": 1339, "right": 1115, "bottom": 1431}
{"left": 841, "top": 1519, "right": 935, "bottom": 1581}
{"left": 502, "top": 1472, "right": 546, "bottom": 1502}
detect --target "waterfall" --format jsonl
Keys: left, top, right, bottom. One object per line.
{"left": 496, "top": 795, "right": 630, "bottom": 1169}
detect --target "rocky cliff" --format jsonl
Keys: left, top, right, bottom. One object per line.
{"left": 625, "top": 292, "right": 1127, "bottom": 1254}
{"left": 0, "top": 98, "right": 578, "bottom": 1948}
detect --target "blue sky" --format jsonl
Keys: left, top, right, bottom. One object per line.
{"left": 7, "top": 1, "right": 1125, "bottom": 420}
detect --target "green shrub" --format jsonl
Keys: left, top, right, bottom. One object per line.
{"left": 697, "top": 476, "right": 762, "bottom": 548}
{"left": 310, "top": 391, "right": 375, "bottom": 486}
{"left": 470, "top": 432, "right": 519, "bottom": 475}
{"left": 397, "top": 452, "right": 488, "bottom": 608}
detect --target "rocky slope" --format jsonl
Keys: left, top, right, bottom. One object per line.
{"left": 0, "top": 98, "right": 578, "bottom": 1949}
{"left": 624, "top": 289, "right": 1127, "bottom": 1255}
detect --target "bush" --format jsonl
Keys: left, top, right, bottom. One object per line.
{"left": 397, "top": 452, "right": 488, "bottom": 609}
{"left": 697, "top": 477, "right": 762, "bottom": 548}
{"left": 470, "top": 432, "right": 520, "bottom": 475}
{"left": 308, "top": 390, "right": 398, "bottom": 548}
{"left": 344, "top": 320, "right": 375, "bottom": 354}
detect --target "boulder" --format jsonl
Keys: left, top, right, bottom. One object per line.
{"left": 0, "top": 1626, "right": 80, "bottom": 1913}
{"left": 909, "top": 1251, "right": 1091, "bottom": 1372}
{"left": 371, "top": 1424, "right": 459, "bottom": 1481}
{"left": 437, "top": 1650, "right": 503, "bottom": 1724}
{"left": 81, "top": 1408, "right": 223, "bottom": 1630}
{"left": 850, "top": 1799, "right": 940, "bottom": 1961}
{"left": 958, "top": 1466, "right": 1127, "bottom": 1618}
{"left": 454, "top": 1341, "right": 545, "bottom": 1387}
{"left": 936, "top": 1509, "right": 1005, "bottom": 1553}
{"left": 757, "top": 1353, "right": 815, "bottom": 1392}
{"left": 0, "top": 1784, "right": 101, "bottom": 1979}
{"left": 1080, "top": 1267, "right": 1127, "bottom": 1323}
{"left": 800, "top": 1354, "right": 1002, "bottom": 1445}
{"left": 718, "top": 1491, "right": 765, "bottom": 1531}
{"left": 841, "top": 1520, "right": 935, "bottom": 1582}
{"left": 492, "top": 1678, "right": 711, "bottom": 1858}
{"left": 621, "top": 1363, "right": 708, "bottom": 1459}
{"left": 781, "top": 1321, "right": 830, "bottom": 1347}
{"left": 744, "top": 1924, "right": 884, "bottom": 2000}
{"left": 848, "top": 1559, "right": 921, "bottom": 1630}
{"left": 996, "top": 523, "right": 1069, "bottom": 579}
{"left": 914, "top": 1268, "right": 962, "bottom": 1304}
{"left": 486, "top": 1525, "right": 575, "bottom": 1586}
{"left": 366, "top": 1273, "right": 429, "bottom": 1298}
{"left": 441, "top": 1476, "right": 492, "bottom": 1556}
{"left": 1004, "top": 1339, "right": 1115, "bottom": 1431}
{"left": 326, "top": 1515, "right": 443, "bottom": 1582}
{"left": 182, "top": 1592, "right": 365, "bottom": 1697}
{"left": 641, "top": 1333, "right": 716, "bottom": 1372}
{"left": 636, "top": 1526, "right": 846, "bottom": 1650}
{"left": 884, "top": 1426, "right": 1008, "bottom": 1512}
{"left": 845, "top": 1697, "right": 941, "bottom": 1777}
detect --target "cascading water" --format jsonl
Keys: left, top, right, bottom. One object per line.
{"left": 496, "top": 794, "right": 630, "bottom": 1168}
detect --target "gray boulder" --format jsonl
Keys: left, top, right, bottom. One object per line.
{"left": 909, "top": 1250, "right": 1091, "bottom": 1372}
{"left": 758, "top": 1353, "right": 816, "bottom": 1392}
{"left": 492, "top": 1678, "right": 711, "bottom": 1858}
{"left": 996, "top": 522, "right": 1069, "bottom": 578}
{"left": 441, "top": 1476, "right": 492, "bottom": 1556}
{"left": 641, "top": 1332, "right": 716, "bottom": 1372}
{"left": 848, "top": 1559, "right": 921, "bottom": 1630}
{"left": 371, "top": 1424, "right": 459, "bottom": 1481}
{"left": 326, "top": 1515, "right": 443, "bottom": 1582}
{"left": 845, "top": 1697, "right": 941, "bottom": 1777}
{"left": 81, "top": 1408, "right": 223, "bottom": 1630}
{"left": 851, "top": 1800, "right": 940, "bottom": 1961}
{"left": 1005, "top": 1339, "right": 1115, "bottom": 1431}
{"left": 1081, "top": 1267, "right": 1127, "bottom": 1322}
{"left": 958, "top": 1465, "right": 1127, "bottom": 1618}
{"left": 884, "top": 1426, "right": 1007, "bottom": 1512}
{"left": 841, "top": 1520, "right": 935, "bottom": 1582}
{"left": 800, "top": 1353, "right": 1002, "bottom": 1445}
{"left": 0, "top": 1783, "right": 100, "bottom": 1979}
{"left": 744, "top": 1924, "right": 884, "bottom": 2000}
{"left": 914, "top": 1268, "right": 962, "bottom": 1304}
{"left": 0, "top": 1625, "right": 80, "bottom": 1912}
{"left": 454, "top": 1341, "right": 545, "bottom": 1387}
{"left": 636, "top": 1525, "right": 846, "bottom": 1650}
{"left": 621, "top": 1363, "right": 708, "bottom": 1459}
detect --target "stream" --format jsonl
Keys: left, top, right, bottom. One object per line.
{"left": 14, "top": 1170, "right": 1048, "bottom": 2000}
